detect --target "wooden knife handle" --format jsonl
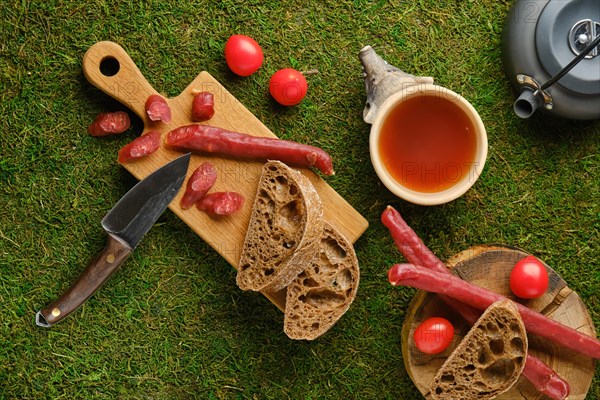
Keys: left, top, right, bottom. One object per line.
{"left": 36, "top": 233, "right": 133, "bottom": 327}
{"left": 82, "top": 41, "right": 156, "bottom": 120}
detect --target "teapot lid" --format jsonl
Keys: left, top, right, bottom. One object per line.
{"left": 535, "top": 0, "right": 600, "bottom": 95}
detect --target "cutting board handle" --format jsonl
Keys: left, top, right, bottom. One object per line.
{"left": 82, "top": 41, "right": 156, "bottom": 119}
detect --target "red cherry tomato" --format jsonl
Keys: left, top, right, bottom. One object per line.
{"left": 224, "top": 34, "right": 263, "bottom": 76}
{"left": 413, "top": 317, "right": 454, "bottom": 354}
{"left": 269, "top": 68, "right": 308, "bottom": 106}
{"left": 510, "top": 255, "right": 549, "bottom": 299}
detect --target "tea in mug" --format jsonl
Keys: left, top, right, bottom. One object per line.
{"left": 378, "top": 94, "right": 477, "bottom": 193}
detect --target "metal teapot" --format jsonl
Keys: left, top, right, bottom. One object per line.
{"left": 503, "top": 0, "right": 600, "bottom": 119}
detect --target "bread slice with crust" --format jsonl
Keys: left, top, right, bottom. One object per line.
{"left": 236, "top": 160, "right": 323, "bottom": 292}
{"left": 430, "top": 299, "right": 528, "bottom": 400}
{"left": 284, "top": 222, "right": 360, "bottom": 340}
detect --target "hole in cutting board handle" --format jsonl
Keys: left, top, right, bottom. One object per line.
{"left": 100, "top": 56, "right": 120, "bottom": 77}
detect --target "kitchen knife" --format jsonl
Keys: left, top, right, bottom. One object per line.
{"left": 36, "top": 153, "right": 191, "bottom": 327}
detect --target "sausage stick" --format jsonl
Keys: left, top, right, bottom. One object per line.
{"left": 522, "top": 356, "right": 571, "bottom": 400}
{"left": 166, "top": 124, "right": 334, "bottom": 176}
{"left": 381, "top": 206, "right": 572, "bottom": 399}
{"left": 388, "top": 263, "right": 600, "bottom": 359}
{"left": 381, "top": 206, "right": 448, "bottom": 274}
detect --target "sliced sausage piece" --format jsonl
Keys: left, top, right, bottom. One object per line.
{"left": 180, "top": 162, "right": 218, "bottom": 210}
{"left": 196, "top": 192, "right": 244, "bottom": 217}
{"left": 88, "top": 111, "right": 131, "bottom": 136}
{"left": 118, "top": 131, "right": 161, "bottom": 164}
{"left": 145, "top": 94, "right": 172, "bottom": 123}
{"left": 191, "top": 91, "right": 215, "bottom": 122}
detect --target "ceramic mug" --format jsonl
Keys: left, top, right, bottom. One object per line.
{"left": 369, "top": 83, "right": 488, "bottom": 206}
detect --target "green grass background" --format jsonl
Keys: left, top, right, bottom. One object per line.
{"left": 1, "top": 0, "right": 598, "bottom": 398}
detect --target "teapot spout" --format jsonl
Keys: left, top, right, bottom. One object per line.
{"left": 359, "top": 46, "right": 434, "bottom": 124}
{"left": 513, "top": 88, "right": 543, "bottom": 119}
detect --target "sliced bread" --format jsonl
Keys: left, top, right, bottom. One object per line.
{"left": 284, "top": 222, "right": 360, "bottom": 340}
{"left": 430, "top": 299, "right": 528, "bottom": 400}
{"left": 236, "top": 160, "right": 323, "bottom": 292}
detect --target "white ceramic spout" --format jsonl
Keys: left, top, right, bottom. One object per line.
{"left": 359, "top": 45, "right": 434, "bottom": 124}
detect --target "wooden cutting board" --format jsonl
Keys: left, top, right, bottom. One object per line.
{"left": 82, "top": 41, "right": 368, "bottom": 311}
{"left": 401, "top": 245, "right": 596, "bottom": 399}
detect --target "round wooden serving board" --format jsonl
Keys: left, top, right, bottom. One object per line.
{"left": 401, "top": 245, "right": 597, "bottom": 400}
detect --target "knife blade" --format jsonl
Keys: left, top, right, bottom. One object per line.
{"left": 36, "top": 153, "right": 191, "bottom": 327}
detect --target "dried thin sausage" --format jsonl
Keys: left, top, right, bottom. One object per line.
{"left": 522, "top": 357, "right": 570, "bottom": 400}
{"left": 166, "top": 124, "right": 334, "bottom": 176}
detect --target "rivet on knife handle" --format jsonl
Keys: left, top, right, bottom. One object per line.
{"left": 36, "top": 234, "right": 132, "bottom": 327}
